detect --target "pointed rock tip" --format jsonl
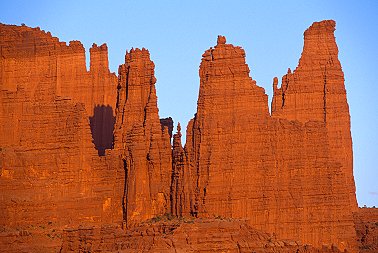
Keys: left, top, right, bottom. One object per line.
{"left": 68, "top": 40, "right": 84, "bottom": 49}
{"left": 90, "top": 43, "right": 108, "bottom": 53}
{"left": 217, "top": 35, "right": 226, "bottom": 45}
{"left": 273, "top": 77, "right": 278, "bottom": 86}
{"left": 177, "top": 122, "right": 181, "bottom": 133}
{"left": 306, "top": 20, "right": 336, "bottom": 35}
{"left": 99, "top": 43, "right": 108, "bottom": 49}
{"left": 127, "top": 47, "right": 150, "bottom": 57}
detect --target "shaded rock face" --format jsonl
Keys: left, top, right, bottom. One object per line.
{"left": 89, "top": 105, "right": 115, "bottom": 156}
{"left": 160, "top": 117, "right": 174, "bottom": 139}
{"left": 112, "top": 48, "right": 172, "bottom": 228}
{"left": 181, "top": 25, "right": 357, "bottom": 251}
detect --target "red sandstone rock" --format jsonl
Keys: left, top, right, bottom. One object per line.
{"left": 183, "top": 27, "right": 357, "bottom": 251}
{"left": 0, "top": 24, "right": 117, "bottom": 155}
{"left": 0, "top": 21, "right": 361, "bottom": 253}
{"left": 171, "top": 123, "right": 193, "bottom": 217}
{"left": 60, "top": 218, "right": 344, "bottom": 253}
{"left": 354, "top": 208, "right": 378, "bottom": 253}
{"left": 160, "top": 117, "right": 174, "bottom": 139}
{"left": 0, "top": 24, "right": 122, "bottom": 249}
{"left": 271, "top": 20, "right": 357, "bottom": 212}
{"left": 112, "top": 48, "right": 172, "bottom": 228}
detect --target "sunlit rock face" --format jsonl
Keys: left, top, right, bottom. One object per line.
{"left": 112, "top": 48, "right": 172, "bottom": 227}
{"left": 0, "top": 24, "right": 121, "bottom": 233}
{"left": 0, "top": 20, "right": 360, "bottom": 253}
{"left": 181, "top": 21, "right": 357, "bottom": 251}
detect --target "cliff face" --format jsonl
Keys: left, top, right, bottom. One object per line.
{"left": 0, "top": 24, "right": 117, "bottom": 155}
{"left": 271, "top": 20, "right": 356, "bottom": 211}
{"left": 182, "top": 24, "right": 357, "bottom": 251}
{"left": 60, "top": 218, "right": 344, "bottom": 253}
{"left": 0, "top": 21, "right": 360, "bottom": 253}
{"left": 354, "top": 208, "right": 378, "bottom": 253}
{"left": 112, "top": 48, "right": 172, "bottom": 227}
{"left": 0, "top": 24, "right": 121, "bottom": 229}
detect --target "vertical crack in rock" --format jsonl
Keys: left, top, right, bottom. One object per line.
{"left": 122, "top": 158, "right": 129, "bottom": 229}
{"left": 323, "top": 65, "right": 327, "bottom": 123}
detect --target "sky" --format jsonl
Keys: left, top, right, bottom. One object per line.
{"left": 1, "top": 0, "right": 377, "bottom": 207}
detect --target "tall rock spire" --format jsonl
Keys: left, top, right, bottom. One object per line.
{"left": 171, "top": 123, "right": 193, "bottom": 217}
{"left": 113, "top": 48, "right": 172, "bottom": 228}
{"left": 185, "top": 28, "right": 357, "bottom": 251}
{"left": 271, "top": 20, "right": 357, "bottom": 211}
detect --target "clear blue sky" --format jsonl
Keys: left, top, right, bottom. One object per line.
{"left": 1, "top": 1, "right": 377, "bottom": 207}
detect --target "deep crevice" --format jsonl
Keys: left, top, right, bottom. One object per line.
{"left": 323, "top": 65, "right": 327, "bottom": 123}
{"left": 122, "top": 158, "right": 129, "bottom": 229}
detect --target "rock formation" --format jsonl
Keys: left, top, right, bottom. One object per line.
{"left": 354, "top": 208, "right": 378, "bottom": 253}
{"left": 60, "top": 218, "right": 344, "bottom": 253}
{"left": 171, "top": 123, "right": 193, "bottom": 217}
{"left": 112, "top": 48, "right": 172, "bottom": 228}
{"left": 271, "top": 20, "right": 357, "bottom": 211}
{"left": 0, "top": 24, "right": 121, "bottom": 230}
{"left": 0, "top": 24, "right": 117, "bottom": 155}
{"left": 160, "top": 117, "right": 174, "bottom": 138}
{"left": 182, "top": 24, "right": 357, "bottom": 251}
{"left": 0, "top": 20, "right": 362, "bottom": 253}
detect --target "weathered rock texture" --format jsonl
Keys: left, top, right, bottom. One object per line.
{"left": 0, "top": 24, "right": 121, "bottom": 232}
{"left": 271, "top": 20, "right": 357, "bottom": 211}
{"left": 171, "top": 123, "right": 193, "bottom": 217}
{"left": 0, "top": 24, "right": 117, "bottom": 154}
{"left": 160, "top": 117, "right": 174, "bottom": 138}
{"left": 60, "top": 218, "right": 344, "bottom": 253}
{"left": 354, "top": 208, "right": 378, "bottom": 253}
{"left": 112, "top": 48, "right": 172, "bottom": 228}
{"left": 0, "top": 20, "right": 360, "bottom": 253}
{"left": 181, "top": 22, "right": 357, "bottom": 251}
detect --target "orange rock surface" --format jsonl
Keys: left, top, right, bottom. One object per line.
{"left": 0, "top": 24, "right": 117, "bottom": 155}
{"left": 354, "top": 208, "right": 378, "bottom": 253}
{"left": 271, "top": 20, "right": 357, "bottom": 211}
{"left": 0, "top": 20, "right": 361, "bottom": 252}
{"left": 182, "top": 24, "right": 357, "bottom": 251}
{"left": 112, "top": 48, "right": 172, "bottom": 227}
{"left": 60, "top": 218, "right": 344, "bottom": 253}
{"left": 171, "top": 123, "right": 193, "bottom": 217}
{"left": 0, "top": 24, "right": 121, "bottom": 231}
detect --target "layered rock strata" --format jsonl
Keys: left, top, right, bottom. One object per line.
{"left": 60, "top": 218, "right": 344, "bottom": 253}
{"left": 0, "top": 24, "right": 117, "bottom": 154}
{"left": 181, "top": 25, "right": 357, "bottom": 251}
